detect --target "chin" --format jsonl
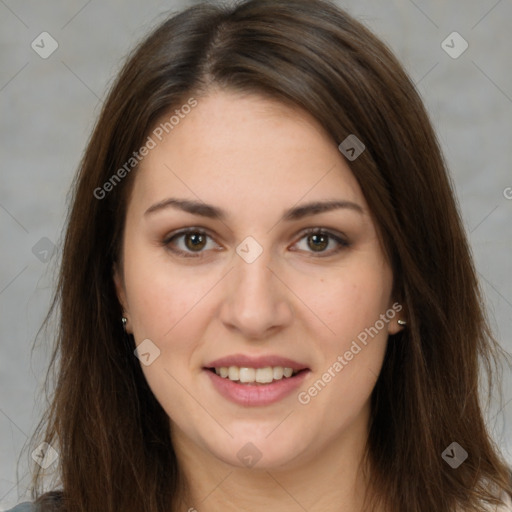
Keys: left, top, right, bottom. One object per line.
{"left": 204, "top": 428, "right": 309, "bottom": 470}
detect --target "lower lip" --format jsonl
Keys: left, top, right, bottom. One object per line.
{"left": 204, "top": 369, "right": 310, "bottom": 406}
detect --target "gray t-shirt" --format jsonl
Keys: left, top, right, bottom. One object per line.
{"left": 6, "top": 494, "right": 512, "bottom": 511}
{"left": 4, "top": 503, "right": 37, "bottom": 512}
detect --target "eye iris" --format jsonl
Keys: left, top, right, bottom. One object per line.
{"left": 185, "top": 233, "right": 206, "bottom": 251}
{"left": 308, "top": 233, "right": 328, "bottom": 251}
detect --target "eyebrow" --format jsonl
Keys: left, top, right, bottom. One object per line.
{"left": 144, "top": 197, "right": 364, "bottom": 221}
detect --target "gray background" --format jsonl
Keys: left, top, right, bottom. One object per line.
{"left": 1, "top": 0, "right": 511, "bottom": 509}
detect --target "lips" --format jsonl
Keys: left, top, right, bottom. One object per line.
{"left": 203, "top": 353, "right": 311, "bottom": 406}
{"left": 204, "top": 354, "right": 309, "bottom": 372}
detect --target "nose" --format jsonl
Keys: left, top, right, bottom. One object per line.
{"left": 219, "top": 249, "right": 293, "bottom": 340}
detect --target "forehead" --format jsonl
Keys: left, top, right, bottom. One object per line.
{"left": 132, "top": 90, "right": 366, "bottom": 215}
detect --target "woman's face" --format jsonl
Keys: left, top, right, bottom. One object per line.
{"left": 115, "top": 90, "right": 403, "bottom": 470}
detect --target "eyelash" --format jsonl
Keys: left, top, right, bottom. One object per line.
{"left": 162, "top": 227, "right": 350, "bottom": 259}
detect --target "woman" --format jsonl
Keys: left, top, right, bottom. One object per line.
{"left": 11, "top": 0, "right": 512, "bottom": 510}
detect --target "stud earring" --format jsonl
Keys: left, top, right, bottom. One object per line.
{"left": 121, "top": 317, "right": 127, "bottom": 332}
{"left": 397, "top": 319, "right": 407, "bottom": 326}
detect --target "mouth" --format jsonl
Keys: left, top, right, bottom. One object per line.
{"left": 202, "top": 354, "right": 311, "bottom": 405}
{"left": 203, "top": 364, "right": 311, "bottom": 406}
{"left": 204, "top": 366, "right": 309, "bottom": 385}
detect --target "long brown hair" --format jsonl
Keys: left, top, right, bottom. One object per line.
{"left": 26, "top": 0, "right": 511, "bottom": 511}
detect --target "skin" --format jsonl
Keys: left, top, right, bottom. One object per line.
{"left": 114, "top": 90, "right": 405, "bottom": 512}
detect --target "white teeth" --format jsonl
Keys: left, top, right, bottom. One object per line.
{"left": 228, "top": 366, "right": 239, "bottom": 381}
{"left": 273, "top": 367, "right": 284, "bottom": 380}
{"left": 283, "top": 367, "right": 293, "bottom": 378}
{"left": 256, "top": 367, "right": 274, "bottom": 383}
{"left": 239, "top": 367, "right": 255, "bottom": 383}
{"left": 213, "top": 366, "right": 299, "bottom": 384}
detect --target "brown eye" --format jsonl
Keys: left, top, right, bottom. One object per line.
{"left": 184, "top": 232, "right": 207, "bottom": 251}
{"left": 163, "top": 229, "right": 219, "bottom": 258}
{"left": 307, "top": 233, "right": 329, "bottom": 252}
{"left": 293, "top": 228, "right": 350, "bottom": 257}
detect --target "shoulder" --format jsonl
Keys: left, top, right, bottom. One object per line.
{"left": 485, "top": 491, "right": 512, "bottom": 512}
{"left": 3, "top": 503, "right": 37, "bottom": 512}
{"left": 497, "top": 492, "right": 512, "bottom": 511}
{"left": 4, "top": 490, "right": 64, "bottom": 512}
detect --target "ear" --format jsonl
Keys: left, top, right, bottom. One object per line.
{"left": 113, "top": 263, "right": 131, "bottom": 331}
{"left": 387, "top": 299, "right": 407, "bottom": 336}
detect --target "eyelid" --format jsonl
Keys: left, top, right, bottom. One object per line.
{"left": 162, "top": 227, "right": 213, "bottom": 245}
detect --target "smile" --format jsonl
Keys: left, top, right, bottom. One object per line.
{"left": 209, "top": 366, "right": 302, "bottom": 384}
{"left": 204, "top": 367, "right": 310, "bottom": 406}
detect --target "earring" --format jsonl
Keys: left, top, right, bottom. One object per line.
{"left": 121, "top": 317, "right": 127, "bottom": 332}
{"left": 397, "top": 319, "right": 407, "bottom": 326}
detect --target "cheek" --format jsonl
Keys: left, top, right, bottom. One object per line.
{"left": 122, "top": 256, "right": 212, "bottom": 425}
{"left": 122, "top": 243, "right": 214, "bottom": 341}
{"left": 294, "top": 261, "right": 393, "bottom": 344}
{"left": 122, "top": 249, "right": 219, "bottom": 405}
{"left": 292, "top": 260, "right": 392, "bottom": 404}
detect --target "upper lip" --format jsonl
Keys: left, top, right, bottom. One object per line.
{"left": 205, "top": 354, "right": 309, "bottom": 371}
